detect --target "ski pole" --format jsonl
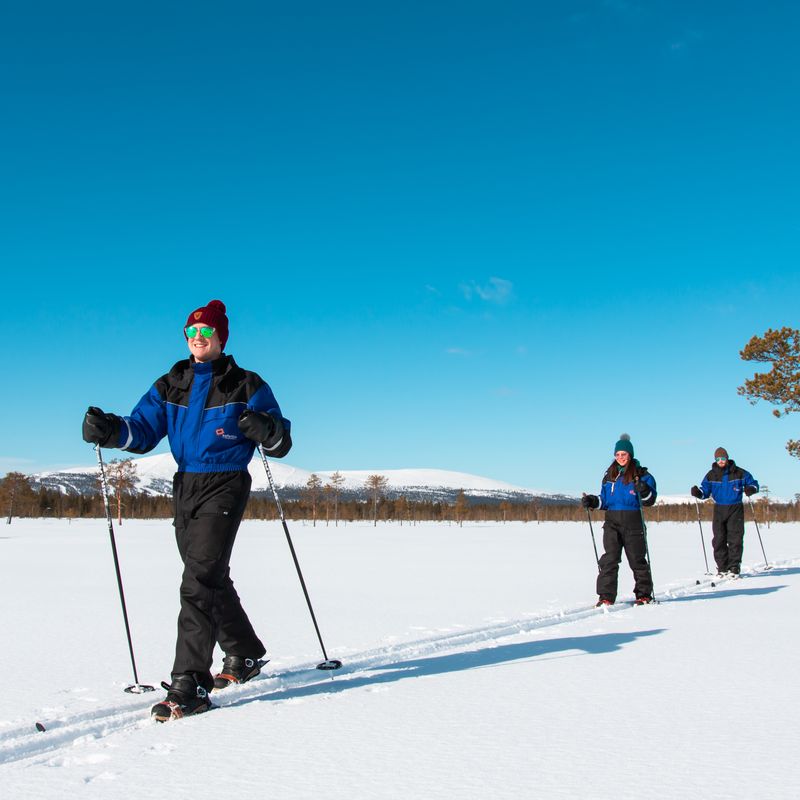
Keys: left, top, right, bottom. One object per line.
{"left": 693, "top": 499, "right": 711, "bottom": 574}
{"left": 746, "top": 495, "right": 770, "bottom": 570}
{"left": 257, "top": 445, "right": 342, "bottom": 671}
{"left": 95, "top": 445, "right": 154, "bottom": 694}
{"left": 586, "top": 508, "right": 600, "bottom": 570}
{"left": 638, "top": 500, "right": 657, "bottom": 601}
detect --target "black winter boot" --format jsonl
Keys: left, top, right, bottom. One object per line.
{"left": 213, "top": 655, "right": 264, "bottom": 690}
{"left": 151, "top": 675, "right": 213, "bottom": 722}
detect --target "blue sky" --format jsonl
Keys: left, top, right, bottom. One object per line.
{"left": 2, "top": 1, "right": 799, "bottom": 497}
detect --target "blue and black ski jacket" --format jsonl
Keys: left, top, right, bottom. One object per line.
{"left": 599, "top": 462, "right": 657, "bottom": 512}
{"left": 698, "top": 460, "right": 758, "bottom": 506}
{"left": 116, "top": 354, "right": 291, "bottom": 472}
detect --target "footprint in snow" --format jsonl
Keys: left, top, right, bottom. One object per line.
{"left": 146, "top": 742, "right": 177, "bottom": 756}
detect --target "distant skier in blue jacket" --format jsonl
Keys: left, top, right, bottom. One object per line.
{"left": 82, "top": 300, "right": 291, "bottom": 721}
{"left": 582, "top": 434, "right": 657, "bottom": 606}
{"left": 691, "top": 447, "right": 758, "bottom": 577}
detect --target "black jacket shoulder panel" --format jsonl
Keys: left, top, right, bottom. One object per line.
{"left": 153, "top": 359, "right": 193, "bottom": 405}
{"left": 151, "top": 355, "right": 270, "bottom": 409}
{"left": 707, "top": 460, "right": 745, "bottom": 482}
{"left": 206, "top": 356, "right": 266, "bottom": 407}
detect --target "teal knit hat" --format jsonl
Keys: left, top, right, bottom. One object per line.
{"left": 614, "top": 433, "right": 634, "bottom": 457}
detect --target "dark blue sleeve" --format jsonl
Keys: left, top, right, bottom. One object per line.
{"left": 640, "top": 472, "right": 657, "bottom": 506}
{"left": 248, "top": 382, "right": 291, "bottom": 434}
{"left": 117, "top": 385, "right": 168, "bottom": 454}
{"left": 743, "top": 471, "right": 759, "bottom": 492}
{"left": 700, "top": 474, "right": 711, "bottom": 499}
{"left": 599, "top": 481, "right": 609, "bottom": 510}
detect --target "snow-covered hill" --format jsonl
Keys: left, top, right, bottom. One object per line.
{"left": 32, "top": 452, "right": 574, "bottom": 505}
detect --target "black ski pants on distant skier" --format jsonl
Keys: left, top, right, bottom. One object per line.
{"left": 171, "top": 470, "right": 265, "bottom": 692}
{"left": 596, "top": 510, "right": 653, "bottom": 603}
{"left": 711, "top": 503, "right": 745, "bottom": 574}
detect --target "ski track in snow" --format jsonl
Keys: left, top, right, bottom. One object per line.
{"left": 1, "top": 557, "right": 795, "bottom": 768}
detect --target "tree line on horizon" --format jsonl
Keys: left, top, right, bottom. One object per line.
{"left": 2, "top": 469, "right": 799, "bottom": 526}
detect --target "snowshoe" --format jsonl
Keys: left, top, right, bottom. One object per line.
{"left": 213, "top": 656, "right": 267, "bottom": 690}
{"left": 595, "top": 598, "right": 613, "bottom": 608}
{"left": 634, "top": 596, "right": 654, "bottom": 605}
{"left": 151, "top": 675, "right": 212, "bottom": 722}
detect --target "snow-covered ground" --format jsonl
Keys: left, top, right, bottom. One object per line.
{"left": 1, "top": 517, "right": 798, "bottom": 799}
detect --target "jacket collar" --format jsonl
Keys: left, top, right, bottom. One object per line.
{"left": 710, "top": 459, "right": 737, "bottom": 476}
{"left": 167, "top": 354, "right": 237, "bottom": 389}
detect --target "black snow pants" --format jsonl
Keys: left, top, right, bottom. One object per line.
{"left": 711, "top": 503, "right": 745, "bottom": 574}
{"left": 596, "top": 510, "right": 653, "bottom": 603}
{"left": 171, "top": 470, "right": 265, "bottom": 691}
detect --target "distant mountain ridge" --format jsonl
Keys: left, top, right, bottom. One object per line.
{"left": 32, "top": 452, "right": 577, "bottom": 506}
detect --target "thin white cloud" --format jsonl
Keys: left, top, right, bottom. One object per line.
{"left": 460, "top": 277, "right": 514, "bottom": 305}
{"left": 445, "top": 347, "right": 472, "bottom": 357}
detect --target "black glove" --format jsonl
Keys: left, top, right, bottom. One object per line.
{"left": 636, "top": 479, "right": 651, "bottom": 497}
{"left": 581, "top": 494, "right": 600, "bottom": 510}
{"left": 690, "top": 485, "right": 703, "bottom": 499}
{"left": 744, "top": 485, "right": 757, "bottom": 497}
{"left": 238, "top": 409, "right": 284, "bottom": 449}
{"left": 82, "top": 406, "right": 121, "bottom": 447}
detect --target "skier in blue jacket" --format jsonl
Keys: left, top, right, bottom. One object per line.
{"left": 82, "top": 300, "right": 291, "bottom": 721}
{"left": 582, "top": 434, "right": 657, "bottom": 606}
{"left": 691, "top": 447, "right": 758, "bottom": 577}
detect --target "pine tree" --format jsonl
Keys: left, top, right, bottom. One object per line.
{"left": 739, "top": 327, "right": 800, "bottom": 457}
{"left": 1, "top": 472, "right": 35, "bottom": 523}
{"left": 305, "top": 474, "right": 323, "bottom": 526}
{"left": 328, "top": 471, "right": 345, "bottom": 527}
{"left": 107, "top": 458, "right": 138, "bottom": 525}
{"left": 453, "top": 489, "right": 468, "bottom": 527}
{"left": 365, "top": 474, "right": 388, "bottom": 526}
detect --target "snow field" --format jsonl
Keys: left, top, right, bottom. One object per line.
{"left": 1, "top": 518, "right": 798, "bottom": 799}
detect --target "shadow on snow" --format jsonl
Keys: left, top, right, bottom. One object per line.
{"left": 745, "top": 566, "right": 800, "bottom": 578}
{"left": 227, "top": 629, "right": 665, "bottom": 709}
{"left": 668, "top": 585, "right": 786, "bottom": 603}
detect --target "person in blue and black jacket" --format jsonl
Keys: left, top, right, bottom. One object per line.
{"left": 82, "top": 300, "right": 291, "bottom": 722}
{"left": 582, "top": 434, "right": 657, "bottom": 606}
{"left": 691, "top": 447, "right": 758, "bottom": 577}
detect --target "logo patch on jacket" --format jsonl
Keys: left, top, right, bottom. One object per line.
{"left": 215, "top": 427, "right": 238, "bottom": 440}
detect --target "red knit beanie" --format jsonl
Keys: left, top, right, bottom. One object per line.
{"left": 185, "top": 300, "right": 229, "bottom": 349}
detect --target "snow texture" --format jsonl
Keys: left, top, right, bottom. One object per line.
{"left": 1, "top": 517, "right": 798, "bottom": 799}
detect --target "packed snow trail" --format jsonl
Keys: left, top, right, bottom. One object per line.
{"left": 2, "top": 556, "right": 795, "bottom": 768}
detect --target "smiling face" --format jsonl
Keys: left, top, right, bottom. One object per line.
{"left": 615, "top": 451, "right": 631, "bottom": 467}
{"left": 186, "top": 325, "right": 222, "bottom": 362}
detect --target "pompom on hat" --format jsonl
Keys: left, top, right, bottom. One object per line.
{"left": 614, "top": 433, "right": 634, "bottom": 458}
{"left": 185, "top": 300, "right": 229, "bottom": 349}
{"left": 714, "top": 447, "right": 729, "bottom": 460}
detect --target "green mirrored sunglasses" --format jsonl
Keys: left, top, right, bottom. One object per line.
{"left": 185, "top": 325, "right": 216, "bottom": 339}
